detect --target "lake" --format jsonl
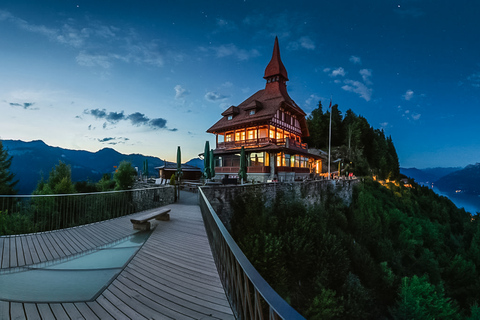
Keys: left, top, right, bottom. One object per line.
{"left": 432, "top": 186, "right": 480, "bottom": 215}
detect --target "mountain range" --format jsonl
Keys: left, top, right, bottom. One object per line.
{"left": 3, "top": 139, "right": 479, "bottom": 196}
{"left": 3, "top": 140, "right": 203, "bottom": 194}
{"left": 401, "top": 164, "right": 480, "bottom": 195}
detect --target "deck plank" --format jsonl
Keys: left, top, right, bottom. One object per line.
{"left": 23, "top": 303, "right": 41, "bottom": 320}
{"left": 73, "top": 303, "right": 101, "bottom": 320}
{"left": 36, "top": 304, "right": 54, "bottom": 319}
{"left": 49, "top": 303, "right": 69, "bottom": 319}
{"left": 25, "top": 236, "right": 40, "bottom": 265}
{"left": 15, "top": 237, "right": 26, "bottom": 267}
{"left": 9, "top": 236, "right": 17, "bottom": 268}
{"left": 10, "top": 302, "right": 26, "bottom": 320}
{"left": 1, "top": 238, "right": 8, "bottom": 268}
{"left": 0, "top": 200, "right": 234, "bottom": 320}
{"left": 84, "top": 301, "right": 116, "bottom": 320}
{"left": 0, "top": 301, "right": 9, "bottom": 320}
{"left": 34, "top": 234, "right": 54, "bottom": 261}
{"left": 20, "top": 237, "right": 32, "bottom": 266}
{"left": 30, "top": 234, "right": 47, "bottom": 264}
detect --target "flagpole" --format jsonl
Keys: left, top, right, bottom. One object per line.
{"left": 328, "top": 97, "right": 332, "bottom": 180}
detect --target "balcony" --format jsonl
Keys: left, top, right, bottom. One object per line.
{"left": 217, "top": 137, "right": 307, "bottom": 151}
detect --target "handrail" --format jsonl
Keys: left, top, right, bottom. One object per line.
{"left": 198, "top": 187, "right": 305, "bottom": 320}
{"left": 0, "top": 186, "right": 173, "bottom": 235}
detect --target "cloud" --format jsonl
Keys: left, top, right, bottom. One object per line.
{"left": 205, "top": 91, "right": 229, "bottom": 102}
{"left": 0, "top": 10, "right": 171, "bottom": 70}
{"left": 468, "top": 72, "right": 480, "bottom": 88}
{"left": 215, "top": 18, "right": 238, "bottom": 32}
{"left": 398, "top": 106, "right": 421, "bottom": 121}
{"left": 207, "top": 44, "right": 260, "bottom": 61}
{"left": 349, "top": 56, "right": 361, "bottom": 64}
{"left": 83, "top": 108, "right": 175, "bottom": 131}
{"left": 412, "top": 113, "right": 421, "bottom": 120}
{"left": 403, "top": 89, "right": 414, "bottom": 100}
{"left": 288, "top": 36, "right": 315, "bottom": 50}
{"left": 342, "top": 80, "right": 373, "bottom": 101}
{"left": 9, "top": 102, "right": 36, "bottom": 109}
{"left": 395, "top": 7, "right": 424, "bottom": 18}
{"left": 174, "top": 85, "right": 189, "bottom": 100}
{"left": 127, "top": 112, "right": 149, "bottom": 126}
{"left": 305, "top": 94, "right": 322, "bottom": 107}
{"left": 325, "top": 67, "right": 346, "bottom": 77}
{"left": 98, "top": 137, "right": 130, "bottom": 144}
{"left": 76, "top": 52, "right": 113, "bottom": 69}
{"left": 149, "top": 118, "right": 167, "bottom": 129}
{"left": 359, "top": 69, "right": 372, "bottom": 85}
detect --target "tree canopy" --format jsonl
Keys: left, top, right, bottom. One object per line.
{"left": 114, "top": 161, "right": 137, "bottom": 190}
{"left": 305, "top": 102, "right": 400, "bottom": 180}
{"left": 0, "top": 140, "right": 18, "bottom": 195}
{"left": 230, "top": 179, "right": 480, "bottom": 319}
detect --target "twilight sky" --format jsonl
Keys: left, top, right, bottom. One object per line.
{"left": 1, "top": 0, "right": 479, "bottom": 168}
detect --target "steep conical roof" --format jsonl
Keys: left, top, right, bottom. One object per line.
{"left": 263, "top": 37, "right": 289, "bottom": 81}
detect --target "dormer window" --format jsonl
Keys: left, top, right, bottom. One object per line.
{"left": 249, "top": 110, "right": 255, "bottom": 115}
{"left": 227, "top": 115, "right": 233, "bottom": 120}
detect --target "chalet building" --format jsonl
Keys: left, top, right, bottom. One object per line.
{"left": 207, "top": 37, "right": 324, "bottom": 182}
{"left": 156, "top": 163, "right": 202, "bottom": 181}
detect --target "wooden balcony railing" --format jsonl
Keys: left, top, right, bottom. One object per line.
{"left": 217, "top": 137, "right": 307, "bottom": 151}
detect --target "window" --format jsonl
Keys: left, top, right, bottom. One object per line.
{"left": 247, "top": 128, "right": 257, "bottom": 140}
{"left": 249, "top": 110, "right": 255, "bottom": 115}
{"left": 227, "top": 115, "right": 233, "bottom": 120}
{"left": 225, "top": 133, "right": 233, "bottom": 142}
{"left": 236, "top": 131, "right": 246, "bottom": 141}
{"left": 249, "top": 152, "right": 264, "bottom": 166}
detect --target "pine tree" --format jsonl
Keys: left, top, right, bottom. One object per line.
{"left": 0, "top": 140, "right": 18, "bottom": 195}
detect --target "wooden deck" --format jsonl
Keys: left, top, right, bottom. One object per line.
{"left": 0, "top": 191, "right": 234, "bottom": 319}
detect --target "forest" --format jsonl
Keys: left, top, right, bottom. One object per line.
{"left": 230, "top": 179, "right": 480, "bottom": 319}
{"left": 229, "top": 103, "right": 480, "bottom": 319}
{"left": 305, "top": 102, "right": 400, "bottom": 181}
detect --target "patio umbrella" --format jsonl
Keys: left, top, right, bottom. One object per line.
{"left": 144, "top": 159, "right": 148, "bottom": 179}
{"left": 176, "top": 146, "right": 183, "bottom": 179}
{"left": 238, "top": 146, "right": 247, "bottom": 183}
{"left": 176, "top": 146, "right": 182, "bottom": 200}
{"left": 204, "top": 141, "right": 211, "bottom": 179}
{"left": 209, "top": 149, "right": 215, "bottom": 178}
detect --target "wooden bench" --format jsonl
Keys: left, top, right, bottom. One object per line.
{"left": 130, "top": 208, "right": 171, "bottom": 231}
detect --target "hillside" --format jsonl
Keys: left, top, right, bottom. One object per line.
{"left": 230, "top": 179, "right": 480, "bottom": 319}
{"left": 400, "top": 167, "right": 461, "bottom": 185}
{"left": 3, "top": 140, "right": 201, "bottom": 194}
{"left": 435, "top": 163, "right": 480, "bottom": 195}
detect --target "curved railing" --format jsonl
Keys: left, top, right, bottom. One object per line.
{"left": 0, "top": 186, "right": 173, "bottom": 235}
{"left": 198, "top": 187, "right": 305, "bottom": 320}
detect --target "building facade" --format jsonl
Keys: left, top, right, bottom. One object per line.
{"left": 207, "top": 37, "right": 324, "bottom": 182}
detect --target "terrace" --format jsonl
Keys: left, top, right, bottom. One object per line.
{"left": 0, "top": 187, "right": 305, "bottom": 319}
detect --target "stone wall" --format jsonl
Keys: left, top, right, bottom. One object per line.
{"left": 132, "top": 185, "right": 175, "bottom": 212}
{"left": 201, "top": 178, "right": 359, "bottom": 230}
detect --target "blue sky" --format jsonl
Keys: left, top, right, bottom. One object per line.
{"left": 1, "top": 0, "right": 479, "bottom": 168}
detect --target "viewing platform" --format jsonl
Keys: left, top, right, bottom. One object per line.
{"left": 0, "top": 191, "right": 234, "bottom": 319}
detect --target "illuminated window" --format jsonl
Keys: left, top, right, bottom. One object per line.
{"left": 247, "top": 129, "right": 257, "bottom": 140}
{"left": 235, "top": 131, "right": 245, "bottom": 141}
{"left": 259, "top": 127, "right": 268, "bottom": 138}
{"left": 276, "top": 129, "right": 284, "bottom": 140}
{"left": 249, "top": 152, "right": 265, "bottom": 166}
{"left": 225, "top": 133, "right": 233, "bottom": 142}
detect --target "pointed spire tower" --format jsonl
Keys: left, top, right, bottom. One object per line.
{"left": 264, "top": 37, "right": 289, "bottom": 94}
